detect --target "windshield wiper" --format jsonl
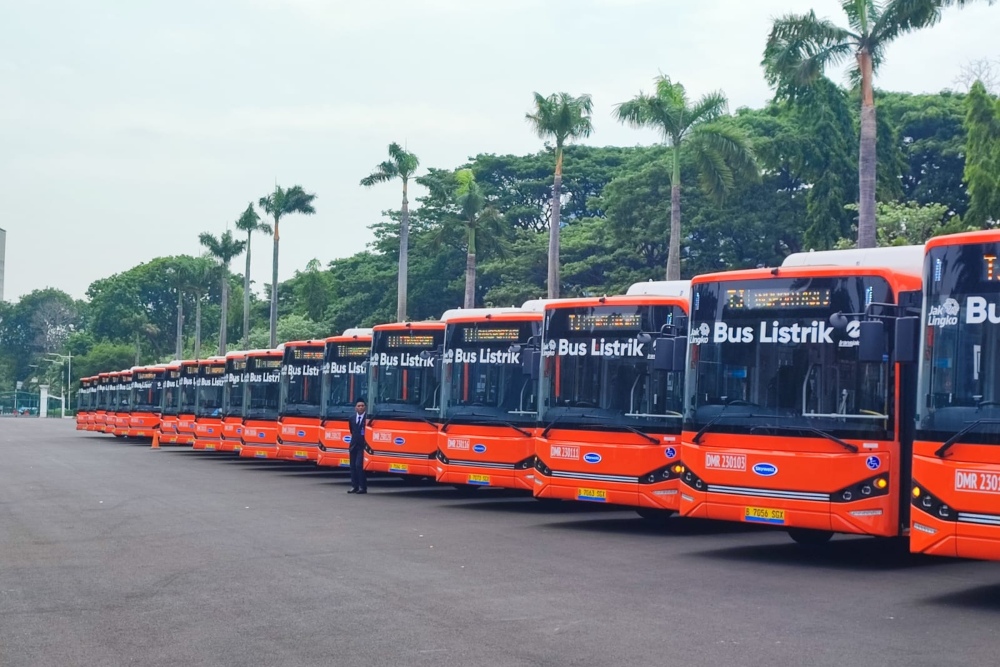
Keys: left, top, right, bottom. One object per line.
{"left": 440, "top": 413, "right": 531, "bottom": 437}
{"left": 370, "top": 407, "right": 438, "bottom": 428}
{"left": 541, "top": 412, "right": 601, "bottom": 439}
{"left": 935, "top": 419, "right": 1000, "bottom": 458}
{"left": 750, "top": 424, "right": 858, "bottom": 453}
{"left": 621, "top": 424, "right": 659, "bottom": 445}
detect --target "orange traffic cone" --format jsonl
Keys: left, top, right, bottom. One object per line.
{"left": 151, "top": 430, "right": 160, "bottom": 449}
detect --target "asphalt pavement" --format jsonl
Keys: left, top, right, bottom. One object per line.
{"left": 1, "top": 418, "right": 998, "bottom": 667}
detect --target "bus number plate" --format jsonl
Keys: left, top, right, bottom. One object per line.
{"left": 340, "top": 458, "right": 351, "bottom": 467}
{"left": 389, "top": 463, "right": 409, "bottom": 473}
{"left": 744, "top": 506, "right": 785, "bottom": 524}
{"left": 577, "top": 488, "right": 607, "bottom": 502}
{"left": 294, "top": 450, "right": 308, "bottom": 459}
{"left": 468, "top": 474, "right": 490, "bottom": 486}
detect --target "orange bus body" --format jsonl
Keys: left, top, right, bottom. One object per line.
{"left": 911, "top": 230, "right": 1000, "bottom": 560}
{"left": 76, "top": 377, "right": 95, "bottom": 430}
{"left": 276, "top": 341, "right": 326, "bottom": 462}
{"left": 219, "top": 352, "right": 248, "bottom": 453}
{"left": 193, "top": 358, "right": 227, "bottom": 451}
{"left": 174, "top": 360, "right": 199, "bottom": 446}
{"left": 367, "top": 322, "right": 445, "bottom": 478}
{"left": 532, "top": 287, "right": 690, "bottom": 511}
{"left": 158, "top": 363, "right": 188, "bottom": 445}
{"left": 94, "top": 373, "right": 112, "bottom": 433}
{"left": 435, "top": 309, "right": 543, "bottom": 491}
{"left": 679, "top": 259, "right": 923, "bottom": 540}
{"left": 111, "top": 370, "right": 133, "bottom": 437}
{"left": 317, "top": 330, "right": 372, "bottom": 469}
{"left": 239, "top": 349, "right": 283, "bottom": 460}
{"left": 128, "top": 366, "right": 165, "bottom": 439}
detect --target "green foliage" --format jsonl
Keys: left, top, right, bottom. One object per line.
{"left": 964, "top": 81, "right": 1000, "bottom": 226}
{"left": 837, "top": 200, "right": 974, "bottom": 248}
{"left": 247, "top": 314, "right": 328, "bottom": 349}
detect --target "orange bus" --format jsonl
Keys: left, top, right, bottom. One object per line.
{"left": 175, "top": 360, "right": 200, "bottom": 446}
{"left": 94, "top": 372, "right": 112, "bottom": 433}
{"left": 76, "top": 377, "right": 95, "bottom": 430}
{"left": 678, "top": 247, "right": 923, "bottom": 544}
{"left": 128, "top": 366, "right": 164, "bottom": 439}
{"left": 909, "top": 230, "right": 1000, "bottom": 560}
{"left": 159, "top": 362, "right": 188, "bottom": 444}
{"left": 367, "top": 322, "right": 445, "bottom": 478}
{"left": 435, "top": 306, "right": 544, "bottom": 491}
{"left": 533, "top": 282, "right": 691, "bottom": 516}
{"left": 193, "top": 357, "right": 227, "bottom": 451}
{"left": 317, "top": 329, "right": 373, "bottom": 469}
{"left": 240, "top": 349, "right": 284, "bottom": 459}
{"left": 219, "top": 351, "right": 248, "bottom": 453}
{"left": 110, "top": 369, "right": 133, "bottom": 437}
{"left": 275, "top": 340, "right": 326, "bottom": 462}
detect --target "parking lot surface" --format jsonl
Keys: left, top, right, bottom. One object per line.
{"left": 1, "top": 419, "right": 998, "bottom": 666}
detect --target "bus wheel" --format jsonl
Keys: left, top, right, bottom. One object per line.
{"left": 788, "top": 529, "right": 834, "bottom": 546}
{"left": 635, "top": 508, "right": 676, "bottom": 523}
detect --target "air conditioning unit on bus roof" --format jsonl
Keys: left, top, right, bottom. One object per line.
{"left": 341, "top": 328, "right": 374, "bottom": 338}
{"left": 625, "top": 280, "right": 691, "bottom": 298}
{"left": 781, "top": 245, "right": 924, "bottom": 274}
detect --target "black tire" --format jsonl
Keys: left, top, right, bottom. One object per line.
{"left": 788, "top": 528, "right": 834, "bottom": 546}
{"left": 636, "top": 508, "right": 676, "bottom": 523}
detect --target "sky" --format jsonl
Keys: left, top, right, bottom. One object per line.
{"left": 1, "top": 0, "right": 997, "bottom": 302}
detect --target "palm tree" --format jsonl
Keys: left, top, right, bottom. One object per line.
{"left": 360, "top": 143, "right": 420, "bottom": 321}
{"left": 199, "top": 230, "right": 247, "bottom": 355}
{"left": 452, "top": 170, "right": 506, "bottom": 308}
{"left": 165, "top": 261, "right": 191, "bottom": 359}
{"left": 233, "top": 203, "right": 272, "bottom": 348}
{"left": 258, "top": 185, "right": 317, "bottom": 348}
{"left": 763, "top": 0, "right": 993, "bottom": 249}
{"left": 615, "top": 76, "right": 757, "bottom": 280}
{"left": 188, "top": 257, "right": 217, "bottom": 360}
{"left": 525, "top": 93, "right": 594, "bottom": 298}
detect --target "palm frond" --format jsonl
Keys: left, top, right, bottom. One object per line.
{"left": 763, "top": 11, "right": 858, "bottom": 93}
{"left": 687, "top": 91, "right": 730, "bottom": 128}
{"left": 282, "top": 185, "right": 317, "bottom": 216}
{"left": 388, "top": 141, "right": 420, "bottom": 178}
{"left": 870, "top": 0, "right": 985, "bottom": 45}
{"left": 688, "top": 123, "right": 760, "bottom": 201}
{"left": 841, "top": 0, "right": 877, "bottom": 34}
{"left": 234, "top": 202, "right": 261, "bottom": 233}
{"left": 526, "top": 91, "right": 593, "bottom": 146}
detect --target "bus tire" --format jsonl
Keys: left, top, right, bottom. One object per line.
{"left": 788, "top": 529, "right": 834, "bottom": 546}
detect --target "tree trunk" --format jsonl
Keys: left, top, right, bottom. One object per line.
{"left": 175, "top": 290, "right": 184, "bottom": 360}
{"left": 243, "top": 233, "right": 252, "bottom": 348}
{"left": 397, "top": 180, "right": 410, "bottom": 322}
{"left": 219, "top": 267, "right": 229, "bottom": 356}
{"left": 135, "top": 331, "right": 141, "bottom": 366}
{"left": 857, "top": 49, "right": 878, "bottom": 249}
{"left": 269, "top": 218, "right": 280, "bottom": 348}
{"left": 195, "top": 298, "right": 202, "bottom": 360}
{"left": 548, "top": 147, "right": 563, "bottom": 299}
{"left": 464, "top": 226, "right": 476, "bottom": 309}
{"left": 666, "top": 149, "right": 682, "bottom": 281}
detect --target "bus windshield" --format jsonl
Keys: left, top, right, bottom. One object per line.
{"left": 442, "top": 321, "right": 538, "bottom": 425}
{"left": 370, "top": 329, "right": 443, "bottom": 420}
{"left": 281, "top": 347, "right": 323, "bottom": 418}
{"left": 919, "top": 242, "right": 1000, "bottom": 445}
{"left": 685, "top": 276, "right": 895, "bottom": 440}
{"left": 196, "top": 365, "right": 225, "bottom": 418}
{"left": 223, "top": 359, "right": 246, "bottom": 418}
{"left": 322, "top": 342, "right": 369, "bottom": 420}
{"left": 246, "top": 357, "right": 281, "bottom": 420}
{"left": 131, "top": 371, "right": 162, "bottom": 412}
{"left": 540, "top": 304, "right": 686, "bottom": 432}
{"left": 162, "top": 371, "right": 181, "bottom": 416}
{"left": 179, "top": 367, "right": 198, "bottom": 414}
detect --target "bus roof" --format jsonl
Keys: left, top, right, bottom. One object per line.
{"left": 342, "top": 327, "right": 374, "bottom": 338}
{"left": 372, "top": 321, "right": 445, "bottom": 332}
{"left": 543, "top": 294, "right": 690, "bottom": 312}
{"left": 282, "top": 339, "right": 326, "bottom": 348}
{"left": 925, "top": 229, "right": 1000, "bottom": 251}
{"left": 781, "top": 245, "right": 923, "bottom": 274}
{"left": 625, "top": 280, "right": 691, "bottom": 297}
{"left": 691, "top": 264, "right": 924, "bottom": 292}
{"left": 440, "top": 307, "right": 532, "bottom": 322}
{"left": 225, "top": 350, "right": 248, "bottom": 360}
{"left": 246, "top": 348, "right": 283, "bottom": 358}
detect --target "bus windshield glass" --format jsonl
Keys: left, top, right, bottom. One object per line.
{"left": 196, "top": 364, "right": 226, "bottom": 417}
{"left": 685, "top": 276, "right": 895, "bottom": 440}
{"left": 919, "top": 242, "right": 1000, "bottom": 445}
{"left": 370, "top": 329, "right": 443, "bottom": 420}
{"left": 540, "top": 304, "right": 686, "bottom": 432}
{"left": 322, "top": 342, "right": 369, "bottom": 420}
{"left": 131, "top": 371, "right": 162, "bottom": 412}
{"left": 179, "top": 366, "right": 198, "bottom": 414}
{"left": 442, "top": 320, "right": 539, "bottom": 424}
{"left": 223, "top": 359, "right": 246, "bottom": 418}
{"left": 161, "top": 370, "right": 181, "bottom": 416}
{"left": 246, "top": 356, "right": 281, "bottom": 420}
{"left": 281, "top": 347, "right": 324, "bottom": 418}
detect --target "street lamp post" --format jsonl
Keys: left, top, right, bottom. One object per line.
{"left": 45, "top": 353, "right": 73, "bottom": 418}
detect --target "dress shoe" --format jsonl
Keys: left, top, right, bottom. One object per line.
{"left": 347, "top": 488, "right": 358, "bottom": 494}
{"left": 356, "top": 490, "right": 367, "bottom": 494}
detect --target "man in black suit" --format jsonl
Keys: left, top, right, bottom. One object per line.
{"left": 347, "top": 400, "right": 368, "bottom": 494}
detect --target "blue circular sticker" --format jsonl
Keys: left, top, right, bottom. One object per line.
{"left": 473, "top": 444, "right": 487, "bottom": 453}
{"left": 866, "top": 455, "right": 881, "bottom": 471}
{"left": 665, "top": 447, "right": 676, "bottom": 459}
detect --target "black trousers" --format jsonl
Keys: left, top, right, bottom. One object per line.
{"left": 349, "top": 446, "right": 366, "bottom": 491}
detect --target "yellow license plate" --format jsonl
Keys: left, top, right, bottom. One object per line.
{"left": 468, "top": 474, "right": 490, "bottom": 485}
{"left": 744, "top": 506, "right": 786, "bottom": 525}
{"left": 254, "top": 452, "right": 268, "bottom": 459}
{"left": 340, "top": 458, "right": 351, "bottom": 467}
{"left": 294, "top": 450, "right": 307, "bottom": 458}
{"left": 389, "top": 463, "right": 409, "bottom": 473}
{"left": 577, "top": 488, "right": 607, "bottom": 502}
{"left": 205, "top": 445, "right": 215, "bottom": 451}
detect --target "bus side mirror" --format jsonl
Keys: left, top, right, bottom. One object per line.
{"left": 894, "top": 316, "right": 920, "bottom": 364}
{"left": 858, "top": 320, "right": 886, "bottom": 363}
{"left": 653, "top": 338, "right": 675, "bottom": 372}
{"left": 673, "top": 336, "right": 687, "bottom": 370}
{"left": 521, "top": 349, "right": 540, "bottom": 380}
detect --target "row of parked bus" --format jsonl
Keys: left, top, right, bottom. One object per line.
{"left": 75, "top": 230, "right": 1000, "bottom": 562}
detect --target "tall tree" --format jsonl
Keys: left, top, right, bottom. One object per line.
{"left": 360, "top": 143, "right": 420, "bottom": 321}
{"left": 964, "top": 80, "right": 1000, "bottom": 226}
{"left": 764, "top": 0, "right": 993, "bottom": 248}
{"left": 258, "top": 185, "right": 317, "bottom": 348}
{"left": 615, "top": 76, "right": 757, "bottom": 279}
{"left": 525, "top": 92, "right": 594, "bottom": 297}
{"left": 199, "top": 230, "right": 247, "bottom": 355}
{"left": 233, "top": 203, "right": 272, "bottom": 348}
